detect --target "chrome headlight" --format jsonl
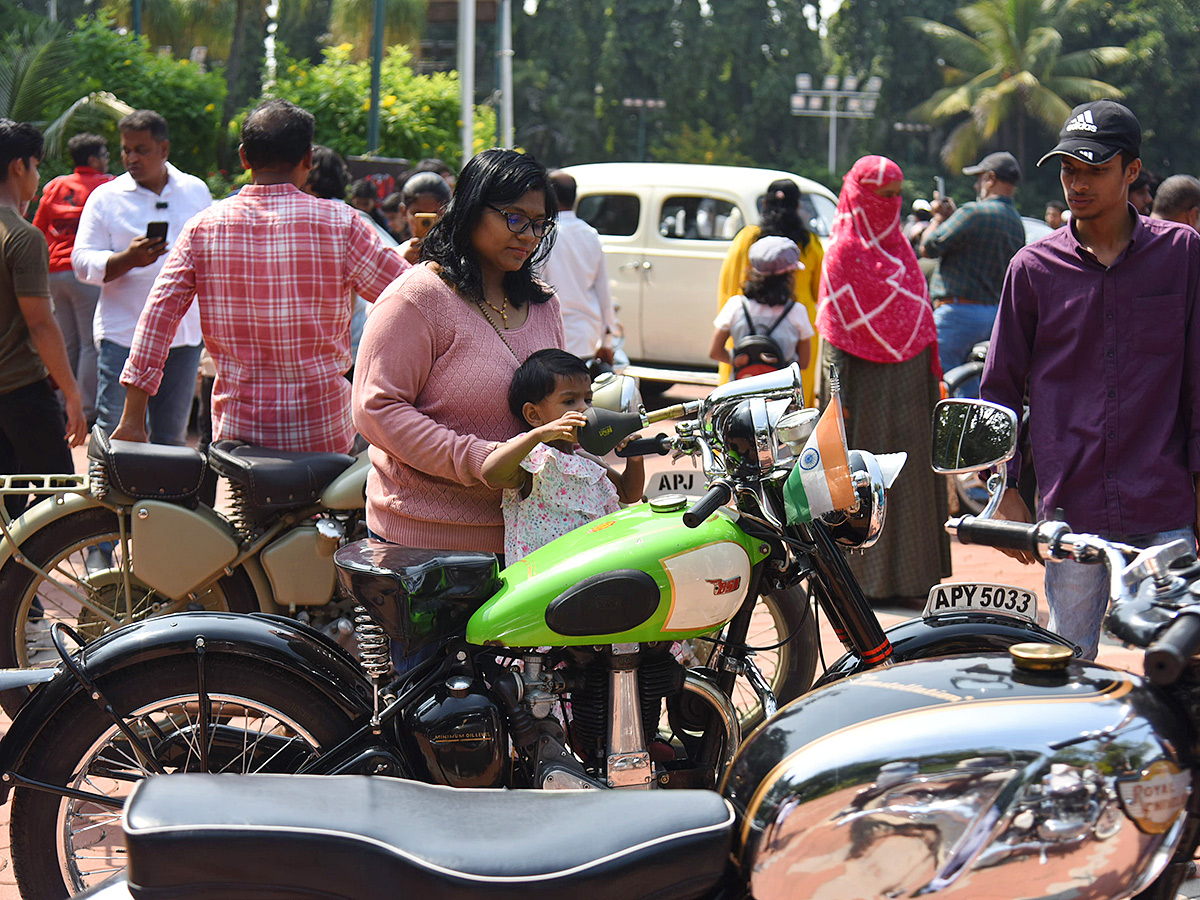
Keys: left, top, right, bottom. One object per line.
{"left": 714, "top": 397, "right": 776, "bottom": 478}
{"left": 824, "top": 450, "right": 887, "bottom": 549}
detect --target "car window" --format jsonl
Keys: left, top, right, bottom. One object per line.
{"left": 577, "top": 193, "right": 640, "bottom": 237}
{"left": 756, "top": 192, "right": 835, "bottom": 239}
{"left": 802, "top": 194, "right": 836, "bottom": 237}
{"left": 659, "top": 195, "right": 743, "bottom": 241}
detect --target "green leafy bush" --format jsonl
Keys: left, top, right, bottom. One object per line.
{"left": 64, "top": 15, "right": 225, "bottom": 179}
{"left": 268, "top": 43, "right": 496, "bottom": 168}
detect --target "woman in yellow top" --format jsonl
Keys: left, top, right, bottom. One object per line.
{"left": 716, "top": 179, "right": 824, "bottom": 401}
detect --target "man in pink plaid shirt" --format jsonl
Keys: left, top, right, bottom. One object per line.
{"left": 113, "top": 100, "right": 408, "bottom": 454}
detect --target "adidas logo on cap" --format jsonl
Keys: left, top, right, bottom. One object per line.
{"left": 1078, "top": 148, "right": 1094, "bottom": 160}
{"left": 1066, "top": 110, "right": 1098, "bottom": 133}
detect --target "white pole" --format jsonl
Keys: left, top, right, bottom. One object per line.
{"left": 459, "top": 0, "right": 476, "bottom": 166}
{"left": 498, "top": 0, "right": 514, "bottom": 148}
{"left": 827, "top": 98, "right": 838, "bottom": 174}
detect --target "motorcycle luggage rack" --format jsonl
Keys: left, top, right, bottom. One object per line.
{"left": 0, "top": 472, "right": 90, "bottom": 525}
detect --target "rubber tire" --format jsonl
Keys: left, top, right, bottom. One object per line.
{"left": 9, "top": 654, "right": 356, "bottom": 900}
{"left": 0, "top": 506, "right": 259, "bottom": 717}
{"left": 734, "top": 582, "right": 819, "bottom": 731}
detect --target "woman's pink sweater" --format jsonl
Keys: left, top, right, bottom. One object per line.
{"left": 352, "top": 264, "right": 565, "bottom": 552}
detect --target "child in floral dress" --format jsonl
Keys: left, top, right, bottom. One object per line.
{"left": 482, "top": 349, "right": 645, "bottom": 560}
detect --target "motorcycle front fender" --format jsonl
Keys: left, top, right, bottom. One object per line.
{"left": 0, "top": 612, "right": 373, "bottom": 802}
{"left": 813, "top": 611, "right": 1076, "bottom": 688}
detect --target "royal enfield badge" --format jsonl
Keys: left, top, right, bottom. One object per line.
{"left": 1117, "top": 759, "right": 1191, "bottom": 834}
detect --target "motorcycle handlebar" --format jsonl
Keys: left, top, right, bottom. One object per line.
{"left": 616, "top": 434, "right": 672, "bottom": 458}
{"left": 683, "top": 481, "right": 733, "bottom": 528}
{"left": 1144, "top": 612, "right": 1200, "bottom": 686}
{"left": 952, "top": 516, "right": 1042, "bottom": 554}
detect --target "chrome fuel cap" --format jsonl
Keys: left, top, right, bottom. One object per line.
{"left": 1009, "top": 642, "right": 1073, "bottom": 672}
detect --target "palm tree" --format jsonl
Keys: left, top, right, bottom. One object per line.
{"left": 0, "top": 24, "right": 132, "bottom": 157}
{"left": 909, "top": 0, "right": 1130, "bottom": 172}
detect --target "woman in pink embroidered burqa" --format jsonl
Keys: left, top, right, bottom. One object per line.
{"left": 816, "top": 155, "right": 951, "bottom": 604}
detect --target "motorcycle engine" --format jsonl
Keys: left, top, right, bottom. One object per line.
{"left": 404, "top": 675, "right": 507, "bottom": 788}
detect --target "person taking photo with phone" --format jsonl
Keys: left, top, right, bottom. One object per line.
{"left": 396, "top": 171, "right": 451, "bottom": 265}
{"left": 72, "top": 109, "right": 211, "bottom": 444}
{"left": 919, "top": 151, "right": 1025, "bottom": 392}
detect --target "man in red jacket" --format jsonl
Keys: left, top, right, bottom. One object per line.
{"left": 32, "top": 133, "right": 112, "bottom": 425}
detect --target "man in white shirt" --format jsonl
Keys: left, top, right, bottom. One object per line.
{"left": 72, "top": 110, "right": 210, "bottom": 444}
{"left": 539, "top": 171, "right": 616, "bottom": 364}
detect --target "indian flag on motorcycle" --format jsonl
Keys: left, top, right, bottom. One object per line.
{"left": 783, "top": 388, "right": 855, "bottom": 524}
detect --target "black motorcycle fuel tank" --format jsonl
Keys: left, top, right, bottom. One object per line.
{"left": 723, "top": 652, "right": 1193, "bottom": 900}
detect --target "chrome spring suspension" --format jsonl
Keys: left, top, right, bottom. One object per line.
{"left": 225, "top": 482, "right": 254, "bottom": 541}
{"left": 88, "top": 459, "right": 108, "bottom": 500}
{"left": 354, "top": 605, "right": 392, "bottom": 728}
{"left": 354, "top": 605, "right": 392, "bottom": 681}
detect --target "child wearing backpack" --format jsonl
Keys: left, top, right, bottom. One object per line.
{"left": 708, "top": 235, "right": 813, "bottom": 379}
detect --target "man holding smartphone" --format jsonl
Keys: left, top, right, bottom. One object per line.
{"left": 72, "top": 109, "right": 211, "bottom": 444}
{"left": 919, "top": 151, "right": 1025, "bottom": 386}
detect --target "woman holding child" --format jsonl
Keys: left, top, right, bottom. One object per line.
{"left": 352, "top": 149, "right": 566, "bottom": 555}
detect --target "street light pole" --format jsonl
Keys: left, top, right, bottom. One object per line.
{"left": 366, "top": 0, "right": 385, "bottom": 154}
{"left": 620, "top": 97, "right": 666, "bottom": 162}
{"left": 790, "top": 74, "right": 882, "bottom": 173}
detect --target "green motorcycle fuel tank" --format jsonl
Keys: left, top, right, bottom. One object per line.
{"left": 466, "top": 500, "right": 770, "bottom": 647}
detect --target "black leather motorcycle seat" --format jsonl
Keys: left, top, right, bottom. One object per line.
{"left": 334, "top": 540, "right": 502, "bottom": 652}
{"left": 207, "top": 440, "right": 356, "bottom": 512}
{"left": 87, "top": 425, "right": 205, "bottom": 502}
{"left": 124, "top": 774, "right": 735, "bottom": 900}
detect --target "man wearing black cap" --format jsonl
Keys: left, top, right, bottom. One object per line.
{"left": 920, "top": 150, "right": 1025, "bottom": 385}
{"left": 981, "top": 100, "right": 1200, "bottom": 659}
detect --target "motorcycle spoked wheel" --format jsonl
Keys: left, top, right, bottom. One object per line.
{"left": 0, "top": 506, "right": 258, "bottom": 717}
{"left": 9, "top": 655, "right": 357, "bottom": 900}
{"left": 679, "top": 583, "right": 818, "bottom": 731}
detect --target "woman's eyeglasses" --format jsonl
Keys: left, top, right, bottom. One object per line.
{"left": 487, "top": 204, "right": 553, "bottom": 238}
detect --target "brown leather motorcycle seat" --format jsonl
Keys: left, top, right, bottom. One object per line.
{"left": 123, "top": 774, "right": 735, "bottom": 900}
{"left": 207, "top": 440, "right": 356, "bottom": 512}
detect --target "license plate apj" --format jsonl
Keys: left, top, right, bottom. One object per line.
{"left": 923, "top": 582, "right": 1039, "bottom": 623}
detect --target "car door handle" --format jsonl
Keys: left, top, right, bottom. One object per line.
{"left": 620, "top": 261, "right": 651, "bottom": 271}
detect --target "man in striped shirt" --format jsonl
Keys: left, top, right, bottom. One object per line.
{"left": 114, "top": 100, "right": 407, "bottom": 454}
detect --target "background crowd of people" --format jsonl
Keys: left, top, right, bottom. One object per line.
{"left": 3, "top": 94, "right": 1199, "bottom": 663}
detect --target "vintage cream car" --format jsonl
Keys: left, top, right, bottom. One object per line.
{"left": 562, "top": 162, "right": 838, "bottom": 380}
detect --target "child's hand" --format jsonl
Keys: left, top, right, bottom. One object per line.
{"left": 614, "top": 433, "right": 644, "bottom": 460}
{"left": 532, "top": 411, "right": 588, "bottom": 444}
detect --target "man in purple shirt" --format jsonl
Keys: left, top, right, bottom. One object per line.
{"left": 981, "top": 100, "right": 1200, "bottom": 658}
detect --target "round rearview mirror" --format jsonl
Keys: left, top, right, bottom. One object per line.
{"left": 930, "top": 399, "right": 1018, "bottom": 474}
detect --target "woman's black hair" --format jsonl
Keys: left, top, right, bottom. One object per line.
{"left": 402, "top": 170, "right": 451, "bottom": 206}
{"left": 758, "top": 178, "right": 811, "bottom": 249}
{"left": 420, "top": 148, "right": 558, "bottom": 309}
{"left": 306, "top": 145, "right": 350, "bottom": 200}
{"left": 742, "top": 269, "right": 795, "bottom": 308}
{"left": 508, "top": 348, "right": 589, "bottom": 424}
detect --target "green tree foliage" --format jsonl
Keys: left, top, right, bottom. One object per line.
{"left": 825, "top": 0, "right": 960, "bottom": 180}
{"left": 65, "top": 15, "right": 226, "bottom": 177}
{"left": 268, "top": 43, "right": 495, "bottom": 167}
{"left": 0, "top": 22, "right": 72, "bottom": 125}
{"left": 326, "top": 0, "right": 423, "bottom": 60}
{"left": 909, "top": 0, "right": 1129, "bottom": 172}
{"left": 513, "top": 0, "right": 823, "bottom": 173}
{"left": 1085, "top": 0, "right": 1200, "bottom": 178}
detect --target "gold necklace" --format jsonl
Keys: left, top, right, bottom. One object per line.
{"left": 480, "top": 294, "right": 510, "bottom": 328}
